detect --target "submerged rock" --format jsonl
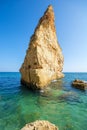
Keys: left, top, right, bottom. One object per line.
{"left": 21, "top": 120, "right": 58, "bottom": 130}
{"left": 20, "top": 5, "right": 64, "bottom": 90}
{"left": 72, "top": 79, "right": 87, "bottom": 90}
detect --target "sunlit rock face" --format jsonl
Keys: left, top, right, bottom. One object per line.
{"left": 20, "top": 5, "right": 64, "bottom": 90}
{"left": 21, "top": 120, "right": 59, "bottom": 130}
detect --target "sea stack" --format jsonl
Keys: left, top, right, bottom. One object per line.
{"left": 20, "top": 5, "right": 64, "bottom": 90}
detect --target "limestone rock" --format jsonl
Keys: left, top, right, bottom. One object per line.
{"left": 20, "top": 5, "right": 64, "bottom": 89}
{"left": 72, "top": 79, "right": 87, "bottom": 90}
{"left": 21, "top": 120, "right": 58, "bottom": 130}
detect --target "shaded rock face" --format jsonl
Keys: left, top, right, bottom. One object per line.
{"left": 21, "top": 120, "right": 58, "bottom": 130}
{"left": 20, "top": 5, "right": 64, "bottom": 89}
{"left": 72, "top": 79, "right": 87, "bottom": 90}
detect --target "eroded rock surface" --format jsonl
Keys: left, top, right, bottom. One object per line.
{"left": 20, "top": 5, "right": 64, "bottom": 89}
{"left": 72, "top": 79, "right": 87, "bottom": 90}
{"left": 21, "top": 120, "right": 58, "bottom": 130}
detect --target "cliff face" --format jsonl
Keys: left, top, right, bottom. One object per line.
{"left": 20, "top": 5, "right": 64, "bottom": 89}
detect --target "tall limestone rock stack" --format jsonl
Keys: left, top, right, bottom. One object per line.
{"left": 20, "top": 5, "right": 64, "bottom": 90}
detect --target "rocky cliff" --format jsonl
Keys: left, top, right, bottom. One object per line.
{"left": 20, "top": 5, "right": 64, "bottom": 89}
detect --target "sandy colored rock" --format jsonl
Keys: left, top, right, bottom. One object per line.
{"left": 21, "top": 120, "right": 58, "bottom": 130}
{"left": 20, "top": 5, "right": 64, "bottom": 89}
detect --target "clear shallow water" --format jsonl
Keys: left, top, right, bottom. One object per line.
{"left": 0, "top": 72, "right": 87, "bottom": 130}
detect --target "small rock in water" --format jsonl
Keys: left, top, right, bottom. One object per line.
{"left": 72, "top": 79, "right": 87, "bottom": 90}
{"left": 21, "top": 120, "right": 59, "bottom": 130}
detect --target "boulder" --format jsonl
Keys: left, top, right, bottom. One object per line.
{"left": 20, "top": 5, "right": 64, "bottom": 90}
{"left": 72, "top": 79, "right": 87, "bottom": 90}
{"left": 21, "top": 120, "right": 58, "bottom": 130}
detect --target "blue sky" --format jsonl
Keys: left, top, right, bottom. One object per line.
{"left": 0, "top": 0, "right": 87, "bottom": 72}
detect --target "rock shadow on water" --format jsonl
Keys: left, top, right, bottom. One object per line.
{"left": 20, "top": 79, "right": 83, "bottom": 107}
{"left": 20, "top": 78, "right": 64, "bottom": 94}
{"left": 20, "top": 78, "right": 67, "bottom": 101}
{"left": 50, "top": 79, "right": 65, "bottom": 90}
{"left": 57, "top": 91, "right": 82, "bottom": 105}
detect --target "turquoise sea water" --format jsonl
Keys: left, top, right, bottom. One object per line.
{"left": 0, "top": 72, "right": 87, "bottom": 130}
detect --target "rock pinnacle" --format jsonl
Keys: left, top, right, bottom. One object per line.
{"left": 20, "top": 5, "right": 64, "bottom": 90}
